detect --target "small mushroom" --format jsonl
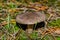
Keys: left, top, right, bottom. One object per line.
{"left": 16, "top": 11, "right": 46, "bottom": 33}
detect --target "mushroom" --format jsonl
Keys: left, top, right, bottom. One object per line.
{"left": 16, "top": 10, "right": 46, "bottom": 34}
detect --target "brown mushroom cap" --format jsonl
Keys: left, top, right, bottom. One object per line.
{"left": 16, "top": 11, "right": 46, "bottom": 24}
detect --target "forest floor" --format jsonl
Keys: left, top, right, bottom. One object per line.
{"left": 0, "top": 0, "right": 60, "bottom": 40}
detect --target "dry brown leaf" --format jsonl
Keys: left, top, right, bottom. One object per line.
{"left": 0, "top": 31, "right": 4, "bottom": 37}
{"left": 8, "top": 9, "right": 13, "bottom": 13}
{"left": 33, "top": 6, "right": 48, "bottom": 11}
{"left": 0, "top": 13, "right": 2, "bottom": 16}
{"left": 0, "top": 18, "right": 5, "bottom": 20}
{"left": 1, "top": 21, "right": 7, "bottom": 26}
{"left": 39, "top": 6, "right": 48, "bottom": 10}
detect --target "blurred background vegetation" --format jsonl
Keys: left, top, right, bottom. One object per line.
{"left": 0, "top": 0, "right": 60, "bottom": 40}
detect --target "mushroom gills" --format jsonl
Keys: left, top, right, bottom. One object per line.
{"left": 16, "top": 21, "right": 45, "bottom": 30}
{"left": 33, "top": 21, "right": 45, "bottom": 30}
{"left": 16, "top": 22, "right": 27, "bottom": 30}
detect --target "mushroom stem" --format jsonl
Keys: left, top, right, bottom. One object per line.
{"left": 27, "top": 25, "right": 33, "bottom": 29}
{"left": 26, "top": 25, "right": 33, "bottom": 34}
{"left": 26, "top": 25, "right": 33, "bottom": 40}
